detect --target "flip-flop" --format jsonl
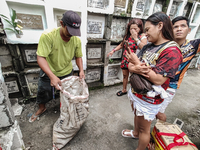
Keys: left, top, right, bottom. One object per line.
{"left": 116, "top": 91, "right": 127, "bottom": 96}
{"left": 29, "top": 108, "right": 47, "bottom": 123}
{"left": 122, "top": 129, "right": 139, "bottom": 139}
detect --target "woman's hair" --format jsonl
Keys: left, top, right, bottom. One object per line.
{"left": 122, "top": 18, "right": 144, "bottom": 44}
{"left": 146, "top": 12, "right": 175, "bottom": 41}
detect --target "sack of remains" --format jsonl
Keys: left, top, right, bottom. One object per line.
{"left": 53, "top": 76, "right": 89, "bottom": 150}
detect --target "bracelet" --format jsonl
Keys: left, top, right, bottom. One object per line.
{"left": 137, "top": 40, "right": 141, "bottom": 46}
{"left": 112, "top": 49, "right": 116, "bottom": 52}
{"left": 135, "top": 38, "right": 139, "bottom": 43}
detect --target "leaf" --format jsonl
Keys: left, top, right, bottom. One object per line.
{"left": 0, "top": 14, "right": 9, "bottom": 20}
{"left": 3, "top": 18, "right": 13, "bottom": 26}
{"left": 10, "top": 8, "right": 16, "bottom": 24}
{"left": 4, "top": 28, "right": 16, "bottom": 33}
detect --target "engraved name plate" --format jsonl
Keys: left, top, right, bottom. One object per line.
{"left": 5, "top": 81, "right": 19, "bottom": 94}
{"left": 16, "top": 13, "right": 44, "bottom": 29}
{"left": 87, "top": 48, "right": 101, "bottom": 59}
{"left": 111, "top": 18, "right": 127, "bottom": 39}
{"left": 87, "top": 20, "right": 102, "bottom": 34}
{"left": 25, "top": 50, "right": 37, "bottom": 62}
{"left": 88, "top": 0, "right": 109, "bottom": 9}
{"left": 108, "top": 67, "right": 119, "bottom": 77}
{"left": 115, "top": 0, "right": 126, "bottom": 8}
{"left": 86, "top": 68, "right": 101, "bottom": 83}
{"left": 136, "top": 0, "right": 145, "bottom": 11}
{"left": 26, "top": 73, "right": 39, "bottom": 83}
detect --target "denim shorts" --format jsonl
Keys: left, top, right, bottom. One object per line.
{"left": 36, "top": 69, "right": 73, "bottom": 104}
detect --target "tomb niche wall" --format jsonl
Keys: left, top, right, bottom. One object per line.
{"left": 0, "top": 0, "right": 200, "bottom": 100}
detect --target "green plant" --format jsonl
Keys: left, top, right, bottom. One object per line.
{"left": 109, "top": 59, "right": 114, "bottom": 63}
{"left": 0, "top": 8, "right": 23, "bottom": 35}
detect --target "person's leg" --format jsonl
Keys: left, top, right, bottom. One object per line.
{"left": 122, "top": 69, "right": 129, "bottom": 93}
{"left": 156, "top": 112, "right": 166, "bottom": 122}
{"left": 29, "top": 70, "right": 53, "bottom": 122}
{"left": 136, "top": 115, "right": 152, "bottom": 150}
{"left": 122, "top": 110, "right": 139, "bottom": 138}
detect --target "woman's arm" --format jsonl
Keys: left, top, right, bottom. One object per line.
{"left": 107, "top": 42, "right": 123, "bottom": 57}
{"left": 136, "top": 33, "right": 147, "bottom": 50}
{"left": 128, "top": 62, "right": 168, "bottom": 85}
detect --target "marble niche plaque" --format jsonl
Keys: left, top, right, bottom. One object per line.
{"left": 88, "top": 0, "right": 109, "bottom": 9}
{"left": 16, "top": 13, "right": 44, "bottom": 29}
{"left": 26, "top": 73, "right": 39, "bottom": 95}
{"left": 115, "top": 0, "right": 126, "bottom": 8}
{"left": 5, "top": 81, "right": 19, "bottom": 94}
{"left": 87, "top": 47, "right": 101, "bottom": 59}
{"left": 136, "top": 0, "right": 145, "bottom": 12}
{"left": 111, "top": 18, "right": 127, "bottom": 39}
{"left": 86, "top": 68, "right": 101, "bottom": 83}
{"left": 87, "top": 20, "right": 102, "bottom": 34}
{"left": 109, "top": 45, "right": 122, "bottom": 59}
{"left": 170, "top": 4, "right": 177, "bottom": 15}
{"left": 108, "top": 66, "right": 119, "bottom": 78}
{"left": 25, "top": 49, "right": 37, "bottom": 62}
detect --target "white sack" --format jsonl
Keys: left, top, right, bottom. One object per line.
{"left": 53, "top": 76, "right": 89, "bottom": 150}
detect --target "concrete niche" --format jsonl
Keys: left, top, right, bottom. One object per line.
{"left": 19, "top": 44, "right": 38, "bottom": 67}
{"left": 109, "top": 45, "right": 122, "bottom": 59}
{"left": 0, "top": 45, "right": 13, "bottom": 72}
{"left": 25, "top": 73, "right": 39, "bottom": 97}
{"left": 85, "top": 68, "right": 101, "bottom": 83}
{"left": 111, "top": 17, "right": 129, "bottom": 40}
{"left": 87, "top": 13, "right": 105, "bottom": 39}
{"left": 3, "top": 73, "right": 23, "bottom": 99}
{"left": 87, "top": 0, "right": 109, "bottom": 9}
{"left": 87, "top": 44, "right": 104, "bottom": 65}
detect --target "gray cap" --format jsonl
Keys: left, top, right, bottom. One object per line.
{"left": 62, "top": 10, "right": 81, "bottom": 36}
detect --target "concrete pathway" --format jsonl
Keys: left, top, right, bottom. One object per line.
{"left": 16, "top": 69, "right": 200, "bottom": 150}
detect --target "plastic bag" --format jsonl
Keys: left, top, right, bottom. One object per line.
{"left": 53, "top": 76, "right": 89, "bottom": 150}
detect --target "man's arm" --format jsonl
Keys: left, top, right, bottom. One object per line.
{"left": 75, "top": 57, "right": 85, "bottom": 79}
{"left": 37, "top": 55, "right": 61, "bottom": 90}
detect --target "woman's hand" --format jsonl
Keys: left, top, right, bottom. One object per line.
{"left": 107, "top": 50, "right": 114, "bottom": 57}
{"left": 128, "top": 62, "right": 151, "bottom": 77}
{"left": 130, "top": 29, "right": 138, "bottom": 40}
{"left": 126, "top": 47, "right": 140, "bottom": 65}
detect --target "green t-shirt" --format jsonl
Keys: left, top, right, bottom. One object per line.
{"left": 37, "top": 27, "right": 82, "bottom": 77}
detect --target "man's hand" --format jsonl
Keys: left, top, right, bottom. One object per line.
{"left": 79, "top": 70, "right": 85, "bottom": 79}
{"left": 128, "top": 62, "right": 151, "bottom": 77}
{"left": 50, "top": 75, "right": 61, "bottom": 90}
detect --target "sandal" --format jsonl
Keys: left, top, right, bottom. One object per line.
{"left": 122, "top": 129, "right": 139, "bottom": 139}
{"left": 29, "top": 108, "right": 47, "bottom": 123}
{"left": 116, "top": 91, "right": 127, "bottom": 96}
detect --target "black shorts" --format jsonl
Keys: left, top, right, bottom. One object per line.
{"left": 36, "top": 69, "right": 73, "bottom": 104}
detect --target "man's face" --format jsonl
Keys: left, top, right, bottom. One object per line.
{"left": 173, "top": 20, "right": 191, "bottom": 40}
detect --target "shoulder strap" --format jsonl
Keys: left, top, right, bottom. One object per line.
{"left": 156, "top": 41, "right": 180, "bottom": 55}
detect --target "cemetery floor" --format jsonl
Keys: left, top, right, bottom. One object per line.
{"left": 16, "top": 69, "right": 200, "bottom": 150}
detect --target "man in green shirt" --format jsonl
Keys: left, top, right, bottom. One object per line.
{"left": 29, "top": 10, "right": 85, "bottom": 123}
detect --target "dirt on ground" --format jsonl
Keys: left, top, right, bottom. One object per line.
{"left": 16, "top": 69, "right": 200, "bottom": 150}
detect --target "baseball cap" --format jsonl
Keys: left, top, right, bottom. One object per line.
{"left": 62, "top": 10, "right": 81, "bottom": 36}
